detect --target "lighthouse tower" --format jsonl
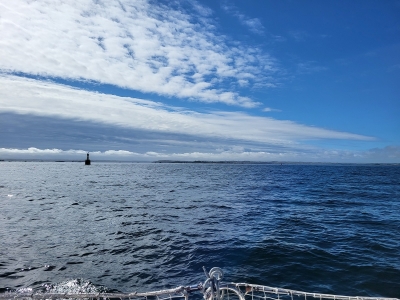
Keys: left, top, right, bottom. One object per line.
{"left": 85, "top": 153, "right": 91, "bottom": 165}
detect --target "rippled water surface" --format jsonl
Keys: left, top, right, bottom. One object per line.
{"left": 1, "top": 162, "right": 399, "bottom": 297}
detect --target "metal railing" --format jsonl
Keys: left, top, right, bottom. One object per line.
{"left": 1, "top": 268, "right": 398, "bottom": 300}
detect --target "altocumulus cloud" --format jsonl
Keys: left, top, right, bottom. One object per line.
{"left": 0, "top": 0, "right": 277, "bottom": 107}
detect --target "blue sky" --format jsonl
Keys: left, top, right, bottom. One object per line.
{"left": 0, "top": 0, "right": 399, "bottom": 162}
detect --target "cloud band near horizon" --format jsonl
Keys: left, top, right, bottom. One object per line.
{"left": 0, "top": 75, "right": 373, "bottom": 146}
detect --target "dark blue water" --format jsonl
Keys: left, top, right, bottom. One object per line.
{"left": 1, "top": 162, "right": 399, "bottom": 297}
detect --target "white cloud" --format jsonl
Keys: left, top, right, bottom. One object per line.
{"left": 221, "top": 3, "right": 265, "bottom": 35}
{"left": 0, "top": 147, "right": 68, "bottom": 155}
{"left": 262, "top": 107, "right": 281, "bottom": 112}
{"left": 189, "top": 1, "right": 213, "bottom": 17}
{"left": 241, "top": 18, "right": 265, "bottom": 35}
{"left": 0, "top": 0, "right": 276, "bottom": 107}
{"left": 0, "top": 75, "right": 373, "bottom": 147}
{"left": 1, "top": 146, "right": 398, "bottom": 163}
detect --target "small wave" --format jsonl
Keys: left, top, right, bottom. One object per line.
{"left": 43, "top": 265, "right": 56, "bottom": 271}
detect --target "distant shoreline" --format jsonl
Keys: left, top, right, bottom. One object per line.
{"left": 0, "top": 159, "right": 398, "bottom": 166}
{"left": 153, "top": 160, "right": 399, "bottom": 165}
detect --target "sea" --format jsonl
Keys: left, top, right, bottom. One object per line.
{"left": 1, "top": 162, "right": 399, "bottom": 298}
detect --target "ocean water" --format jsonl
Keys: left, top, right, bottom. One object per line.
{"left": 1, "top": 162, "right": 399, "bottom": 297}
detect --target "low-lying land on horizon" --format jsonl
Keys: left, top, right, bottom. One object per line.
{"left": 0, "top": 159, "right": 398, "bottom": 166}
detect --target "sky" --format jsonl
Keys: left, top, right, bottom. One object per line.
{"left": 0, "top": 0, "right": 399, "bottom": 163}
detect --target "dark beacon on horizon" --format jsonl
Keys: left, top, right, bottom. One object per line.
{"left": 85, "top": 152, "right": 91, "bottom": 165}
